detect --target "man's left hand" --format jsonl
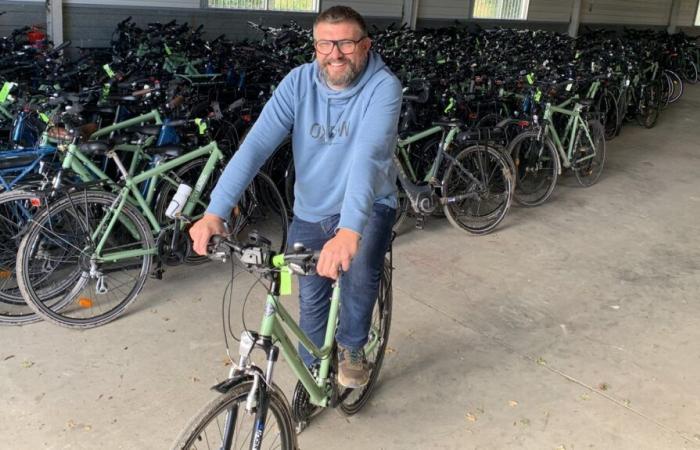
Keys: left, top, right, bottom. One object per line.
{"left": 317, "top": 228, "right": 360, "bottom": 280}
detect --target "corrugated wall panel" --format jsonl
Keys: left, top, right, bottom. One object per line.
{"left": 418, "top": 0, "right": 469, "bottom": 20}
{"left": 321, "top": 0, "right": 403, "bottom": 17}
{"left": 64, "top": 0, "right": 198, "bottom": 7}
{"left": 677, "top": 0, "right": 699, "bottom": 26}
{"left": 0, "top": 1, "right": 43, "bottom": 37}
{"left": 580, "top": 0, "right": 674, "bottom": 25}
{"left": 528, "top": 0, "right": 574, "bottom": 22}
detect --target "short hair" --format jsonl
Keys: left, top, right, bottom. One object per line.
{"left": 314, "top": 5, "right": 368, "bottom": 37}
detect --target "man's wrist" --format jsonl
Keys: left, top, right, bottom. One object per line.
{"left": 336, "top": 227, "right": 361, "bottom": 241}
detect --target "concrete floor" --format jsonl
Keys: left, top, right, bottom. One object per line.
{"left": 2, "top": 87, "right": 700, "bottom": 450}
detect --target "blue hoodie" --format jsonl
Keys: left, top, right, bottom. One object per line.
{"left": 206, "top": 51, "right": 402, "bottom": 236}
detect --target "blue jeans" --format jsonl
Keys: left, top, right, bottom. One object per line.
{"left": 287, "top": 203, "right": 395, "bottom": 367}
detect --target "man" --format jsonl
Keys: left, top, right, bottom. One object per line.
{"left": 189, "top": 5, "right": 402, "bottom": 388}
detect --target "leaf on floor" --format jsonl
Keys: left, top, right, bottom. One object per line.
{"left": 536, "top": 357, "right": 547, "bottom": 365}
{"left": 508, "top": 400, "right": 518, "bottom": 407}
{"left": 21, "top": 360, "right": 34, "bottom": 369}
{"left": 580, "top": 393, "right": 590, "bottom": 401}
{"left": 597, "top": 382, "right": 609, "bottom": 391}
{"left": 386, "top": 347, "right": 396, "bottom": 354}
{"left": 465, "top": 412, "right": 477, "bottom": 422}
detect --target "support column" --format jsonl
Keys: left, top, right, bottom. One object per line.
{"left": 568, "top": 0, "right": 582, "bottom": 38}
{"left": 667, "top": 0, "right": 681, "bottom": 34}
{"left": 402, "top": 0, "right": 419, "bottom": 30}
{"left": 46, "top": 0, "right": 64, "bottom": 45}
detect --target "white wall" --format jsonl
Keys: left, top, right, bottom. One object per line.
{"left": 580, "top": 0, "right": 674, "bottom": 25}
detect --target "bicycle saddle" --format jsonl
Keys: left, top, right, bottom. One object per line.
{"left": 78, "top": 140, "right": 111, "bottom": 155}
{"left": 145, "top": 145, "right": 184, "bottom": 158}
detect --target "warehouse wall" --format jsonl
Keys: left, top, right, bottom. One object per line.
{"left": 579, "top": 0, "right": 673, "bottom": 26}
{"left": 416, "top": 0, "right": 573, "bottom": 21}
{"left": 677, "top": 0, "right": 699, "bottom": 27}
{"left": 0, "top": 1, "right": 43, "bottom": 37}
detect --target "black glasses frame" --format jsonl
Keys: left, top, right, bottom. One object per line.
{"left": 313, "top": 37, "right": 368, "bottom": 55}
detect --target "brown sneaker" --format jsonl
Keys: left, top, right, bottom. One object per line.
{"left": 337, "top": 345, "right": 369, "bottom": 388}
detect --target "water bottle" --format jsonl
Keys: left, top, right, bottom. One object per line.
{"left": 165, "top": 183, "right": 192, "bottom": 219}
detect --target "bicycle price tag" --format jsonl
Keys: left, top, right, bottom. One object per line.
{"left": 566, "top": 83, "right": 573, "bottom": 92}
{"left": 534, "top": 89, "right": 542, "bottom": 102}
{"left": 102, "top": 64, "right": 115, "bottom": 78}
{"left": 625, "top": 79, "right": 631, "bottom": 87}
{"left": 280, "top": 267, "right": 292, "bottom": 296}
{"left": 101, "top": 83, "right": 111, "bottom": 101}
{"left": 39, "top": 112, "right": 50, "bottom": 123}
{"left": 0, "top": 82, "right": 15, "bottom": 102}
{"left": 526, "top": 73, "right": 535, "bottom": 85}
{"left": 444, "top": 97, "right": 455, "bottom": 114}
{"left": 575, "top": 51, "right": 581, "bottom": 60}
{"left": 194, "top": 118, "right": 208, "bottom": 135}
{"left": 499, "top": 87, "right": 505, "bottom": 97}
{"left": 164, "top": 43, "right": 172, "bottom": 56}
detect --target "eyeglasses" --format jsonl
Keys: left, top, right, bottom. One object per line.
{"left": 314, "top": 37, "right": 367, "bottom": 55}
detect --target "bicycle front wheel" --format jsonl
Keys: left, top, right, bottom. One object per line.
{"left": 573, "top": 120, "right": 606, "bottom": 187}
{"left": 508, "top": 131, "right": 559, "bottom": 207}
{"left": 230, "top": 172, "right": 288, "bottom": 254}
{"left": 442, "top": 145, "right": 513, "bottom": 235}
{"left": 16, "top": 190, "right": 154, "bottom": 329}
{"left": 173, "top": 381, "right": 296, "bottom": 450}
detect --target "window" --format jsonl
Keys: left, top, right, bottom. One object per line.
{"left": 695, "top": 2, "right": 700, "bottom": 26}
{"left": 472, "top": 0, "right": 530, "bottom": 20}
{"left": 208, "top": 0, "right": 319, "bottom": 12}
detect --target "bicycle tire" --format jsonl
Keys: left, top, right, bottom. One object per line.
{"left": 683, "top": 61, "right": 698, "bottom": 84}
{"left": 636, "top": 82, "right": 661, "bottom": 129}
{"left": 230, "top": 171, "right": 288, "bottom": 254}
{"left": 339, "top": 261, "right": 392, "bottom": 415}
{"left": 442, "top": 145, "right": 513, "bottom": 235}
{"left": 666, "top": 70, "right": 684, "bottom": 104}
{"left": 597, "top": 88, "right": 619, "bottom": 141}
{"left": 392, "top": 183, "right": 410, "bottom": 235}
{"left": 17, "top": 190, "right": 154, "bottom": 329}
{"left": 507, "top": 131, "right": 559, "bottom": 207}
{"left": 0, "top": 190, "right": 58, "bottom": 325}
{"left": 173, "top": 380, "right": 296, "bottom": 450}
{"left": 573, "top": 120, "right": 606, "bottom": 187}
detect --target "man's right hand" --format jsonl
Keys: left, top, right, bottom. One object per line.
{"left": 189, "top": 213, "right": 229, "bottom": 256}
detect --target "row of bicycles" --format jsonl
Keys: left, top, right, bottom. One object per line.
{"left": 0, "top": 18, "right": 697, "bottom": 450}
{"left": 0, "top": 20, "right": 697, "bottom": 332}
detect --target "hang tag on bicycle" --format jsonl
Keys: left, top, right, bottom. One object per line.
{"left": 280, "top": 267, "right": 292, "bottom": 296}
{"left": 526, "top": 73, "right": 535, "bottom": 85}
{"left": 534, "top": 89, "right": 542, "bottom": 102}
{"left": 566, "top": 83, "right": 573, "bottom": 92}
{"left": 102, "top": 64, "right": 115, "bottom": 78}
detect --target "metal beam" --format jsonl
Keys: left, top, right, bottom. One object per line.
{"left": 402, "top": 0, "right": 419, "bottom": 29}
{"left": 46, "top": 0, "right": 64, "bottom": 45}
{"left": 568, "top": 0, "right": 581, "bottom": 38}
{"left": 667, "top": 0, "right": 682, "bottom": 34}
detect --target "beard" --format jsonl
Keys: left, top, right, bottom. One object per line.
{"left": 319, "top": 55, "right": 366, "bottom": 88}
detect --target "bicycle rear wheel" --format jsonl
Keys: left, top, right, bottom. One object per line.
{"left": 442, "top": 145, "right": 513, "bottom": 235}
{"left": 507, "top": 131, "right": 559, "bottom": 207}
{"left": 173, "top": 381, "right": 296, "bottom": 450}
{"left": 17, "top": 190, "right": 154, "bottom": 329}
{"left": 636, "top": 82, "right": 661, "bottom": 129}
{"left": 666, "top": 70, "right": 684, "bottom": 104}
{"left": 339, "top": 260, "right": 392, "bottom": 415}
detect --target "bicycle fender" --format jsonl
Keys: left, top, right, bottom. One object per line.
{"left": 211, "top": 373, "right": 254, "bottom": 394}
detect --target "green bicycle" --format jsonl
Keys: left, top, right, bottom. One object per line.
{"left": 15, "top": 122, "right": 288, "bottom": 328}
{"left": 507, "top": 81, "right": 606, "bottom": 206}
{"left": 173, "top": 233, "right": 392, "bottom": 450}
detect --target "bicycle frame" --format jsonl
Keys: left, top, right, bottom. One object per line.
{"left": 542, "top": 101, "right": 596, "bottom": 170}
{"left": 91, "top": 140, "right": 224, "bottom": 262}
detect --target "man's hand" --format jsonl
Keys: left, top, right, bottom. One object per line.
{"left": 317, "top": 228, "right": 361, "bottom": 280}
{"left": 189, "top": 213, "right": 229, "bottom": 256}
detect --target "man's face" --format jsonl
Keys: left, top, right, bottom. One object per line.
{"left": 313, "top": 21, "right": 371, "bottom": 89}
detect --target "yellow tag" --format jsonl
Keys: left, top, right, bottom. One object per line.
{"left": 194, "top": 118, "right": 207, "bottom": 135}
{"left": 280, "top": 267, "right": 292, "bottom": 295}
